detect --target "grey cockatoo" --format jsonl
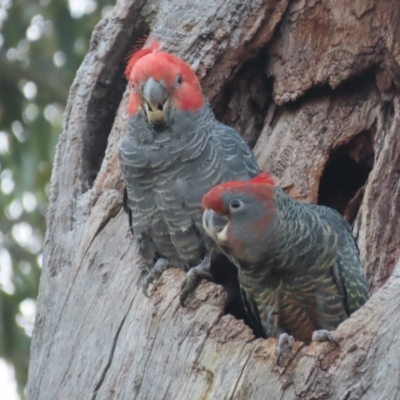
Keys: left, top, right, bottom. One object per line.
{"left": 202, "top": 172, "right": 369, "bottom": 345}
{"left": 119, "top": 40, "right": 260, "bottom": 305}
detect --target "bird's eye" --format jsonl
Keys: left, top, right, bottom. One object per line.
{"left": 230, "top": 199, "right": 242, "bottom": 210}
{"left": 175, "top": 75, "right": 183, "bottom": 87}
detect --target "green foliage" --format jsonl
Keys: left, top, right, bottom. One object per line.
{"left": 0, "top": 0, "right": 115, "bottom": 396}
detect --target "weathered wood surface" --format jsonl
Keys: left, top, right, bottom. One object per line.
{"left": 27, "top": 0, "right": 400, "bottom": 399}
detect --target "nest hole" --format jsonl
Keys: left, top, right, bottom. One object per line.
{"left": 318, "top": 130, "right": 374, "bottom": 224}
{"left": 210, "top": 254, "right": 261, "bottom": 335}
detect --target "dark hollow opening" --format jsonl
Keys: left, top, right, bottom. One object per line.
{"left": 318, "top": 131, "right": 374, "bottom": 224}
{"left": 210, "top": 254, "right": 263, "bottom": 336}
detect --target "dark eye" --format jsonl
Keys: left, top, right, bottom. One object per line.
{"left": 230, "top": 199, "right": 242, "bottom": 210}
{"left": 176, "top": 75, "right": 183, "bottom": 87}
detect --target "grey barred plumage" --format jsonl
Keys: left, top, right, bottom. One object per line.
{"left": 202, "top": 174, "right": 369, "bottom": 343}
{"left": 120, "top": 102, "right": 259, "bottom": 298}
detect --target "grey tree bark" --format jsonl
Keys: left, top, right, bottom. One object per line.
{"left": 26, "top": 0, "right": 400, "bottom": 399}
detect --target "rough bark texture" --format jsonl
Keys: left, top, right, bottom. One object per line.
{"left": 27, "top": 0, "right": 400, "bottom": 399}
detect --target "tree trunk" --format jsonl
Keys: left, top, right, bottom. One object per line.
{"left": 26, "top": 0, "right": 400, "bottom": 399}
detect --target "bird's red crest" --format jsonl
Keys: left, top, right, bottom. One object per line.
{"left": 202, "top": 172, "right": 275, "bottom": 214}
{"left": 125, "top": 39, "right": 161, "bottom": 80}
{"left": 249, "top": 171, "right": 275, "bottom": 186}
{"left": 125, "top": 39, "right": 203, "bottom": 116}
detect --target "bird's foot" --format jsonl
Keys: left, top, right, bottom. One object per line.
{"left": 312, "top": 329, "right": 339, "bottom": 347}
{"left": 137, "top": 261, "right": 150, "bottom": 289}
{"left": 276, "top": 333, "right": 295, "bottom": 367}
{"left": 141, "top": 258, "right": 170, "bottom": 297}
{"left": 180, "top": 254, "right": 213, "bottom": 306}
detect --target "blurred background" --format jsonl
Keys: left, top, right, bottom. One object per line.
{"left": 0, "top": 0, "right": 115, "bottom": 398}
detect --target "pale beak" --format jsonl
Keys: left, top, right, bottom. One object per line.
{"left": 142, "top": 77, "right": 168, "bottom": 125}
{"left": 203, "top": 209, "right": 229, "bottom": 243}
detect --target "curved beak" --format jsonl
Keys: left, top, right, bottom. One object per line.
{"left": 142, "top": 78, "right": 168, "bottom": 125}
{"left": 203, "top": 209, "right": 229, "bottom": 243}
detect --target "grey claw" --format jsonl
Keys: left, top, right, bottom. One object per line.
{"left": 140, "top": 258, "right": 169, "bottom": 298}
{"left": 179, "top": 289, "right": 188, "bottom": 307}
{"left": 312, "top": 329, "right": 339, "bottom": 347}
{"left": 179, "top": 274, "right": 196, "bottom": 306}
{"left": 142, "top": 282, "right": 150, "bottom": 298}
{"left": 276, "top": 333, "right": 295, "bottom": 366}
{"left": 179, "top": 258, "right": 213, "bottom": 306}
{"left": 141, "top": 270, "right": 154, "bottom": 297}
